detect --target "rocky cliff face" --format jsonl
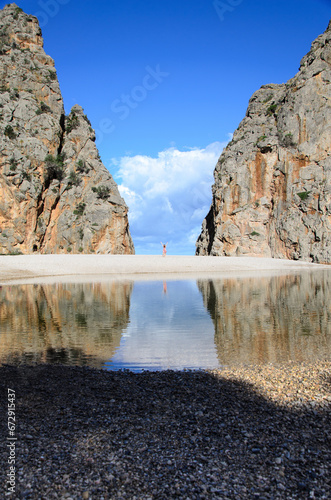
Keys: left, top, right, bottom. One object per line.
{"left": 196, "top": 21, "right": 331, "bottom": 263}
{"left": 0, "top": 3, "right": 134, "bottom": 254}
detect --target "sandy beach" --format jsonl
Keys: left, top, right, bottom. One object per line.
{"left": 0, "top": 254, "right": 329, "bottom": 284}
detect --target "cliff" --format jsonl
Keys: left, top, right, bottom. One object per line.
{"left": 0, "top": 4, "right": 134, "bottom": 254}
{"left": 196, "top": 21, "right": 331, "bottom": 263}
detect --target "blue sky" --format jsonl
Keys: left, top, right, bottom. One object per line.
{"left": 5, "top": 0, "right": 331, "bottom": 254}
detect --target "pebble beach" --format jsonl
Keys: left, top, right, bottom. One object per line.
{"left": 1, "top": 361, "right": 330, "bottom": 499}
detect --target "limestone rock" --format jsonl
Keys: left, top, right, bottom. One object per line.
{"left": 196, "top": 21, "right": 331, "bottom": 263}
{"left": 0, "top": 3, "right": 134, "bottom": 254}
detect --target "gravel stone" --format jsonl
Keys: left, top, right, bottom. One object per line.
{"left": 0, "top": 361, "right": 330, "bottom": 499}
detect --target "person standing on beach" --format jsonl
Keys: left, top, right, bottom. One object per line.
{"left": 161, "top": 242, "right": 168, "bottom": 257}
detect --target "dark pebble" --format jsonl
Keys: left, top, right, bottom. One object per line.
{"left": 0, "top": 361, "right": 330, "bottom": 499}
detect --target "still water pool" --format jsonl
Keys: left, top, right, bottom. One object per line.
{"left": 0, "top": 271, "right": 330, "bottom": 371}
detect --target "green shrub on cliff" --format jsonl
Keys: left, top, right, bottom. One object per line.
{"left": 76, "top": 159, "right": 89, "bottom": 174}
{"left": 36, "top": 101, "right": 51, "bottom": 115}
{"left": 297, "top": 191, "right": 311, "bottom": 201}
{"left": 73, "top": 202, "right": 86, "bottom": 217}
{"left": 92, "top": 185, "right": 111, "bottom": 200}
{"left": 266, "top": 103, "right": 277, "bottom": 116}
{"left": 65, "top": 112, "right": 79, "bottom": 133}
{"left": 4, "top": 125, "right": 16, "bottom": 139}
{"left": 44, "top": 153, "right": 65, "bottom": 182}
{"left": 68, "top": 170, "right": 81, "bottom": 187}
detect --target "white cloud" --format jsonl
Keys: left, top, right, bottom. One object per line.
{"left": 115, "top": 141, "right": 228, "bottom": 254}
{"left": 118, "top": 186, "right": 144, "bottom": 222}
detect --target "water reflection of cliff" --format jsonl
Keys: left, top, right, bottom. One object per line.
{"left": 198, "top": 271, "right": 331, "bottom": 365}
{"left": 0, "top": 281, "right": 133, "bottom": 368}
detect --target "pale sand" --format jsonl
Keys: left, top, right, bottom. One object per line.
{"left": 0, "top": 254, "right": 329, "bottom": 284}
